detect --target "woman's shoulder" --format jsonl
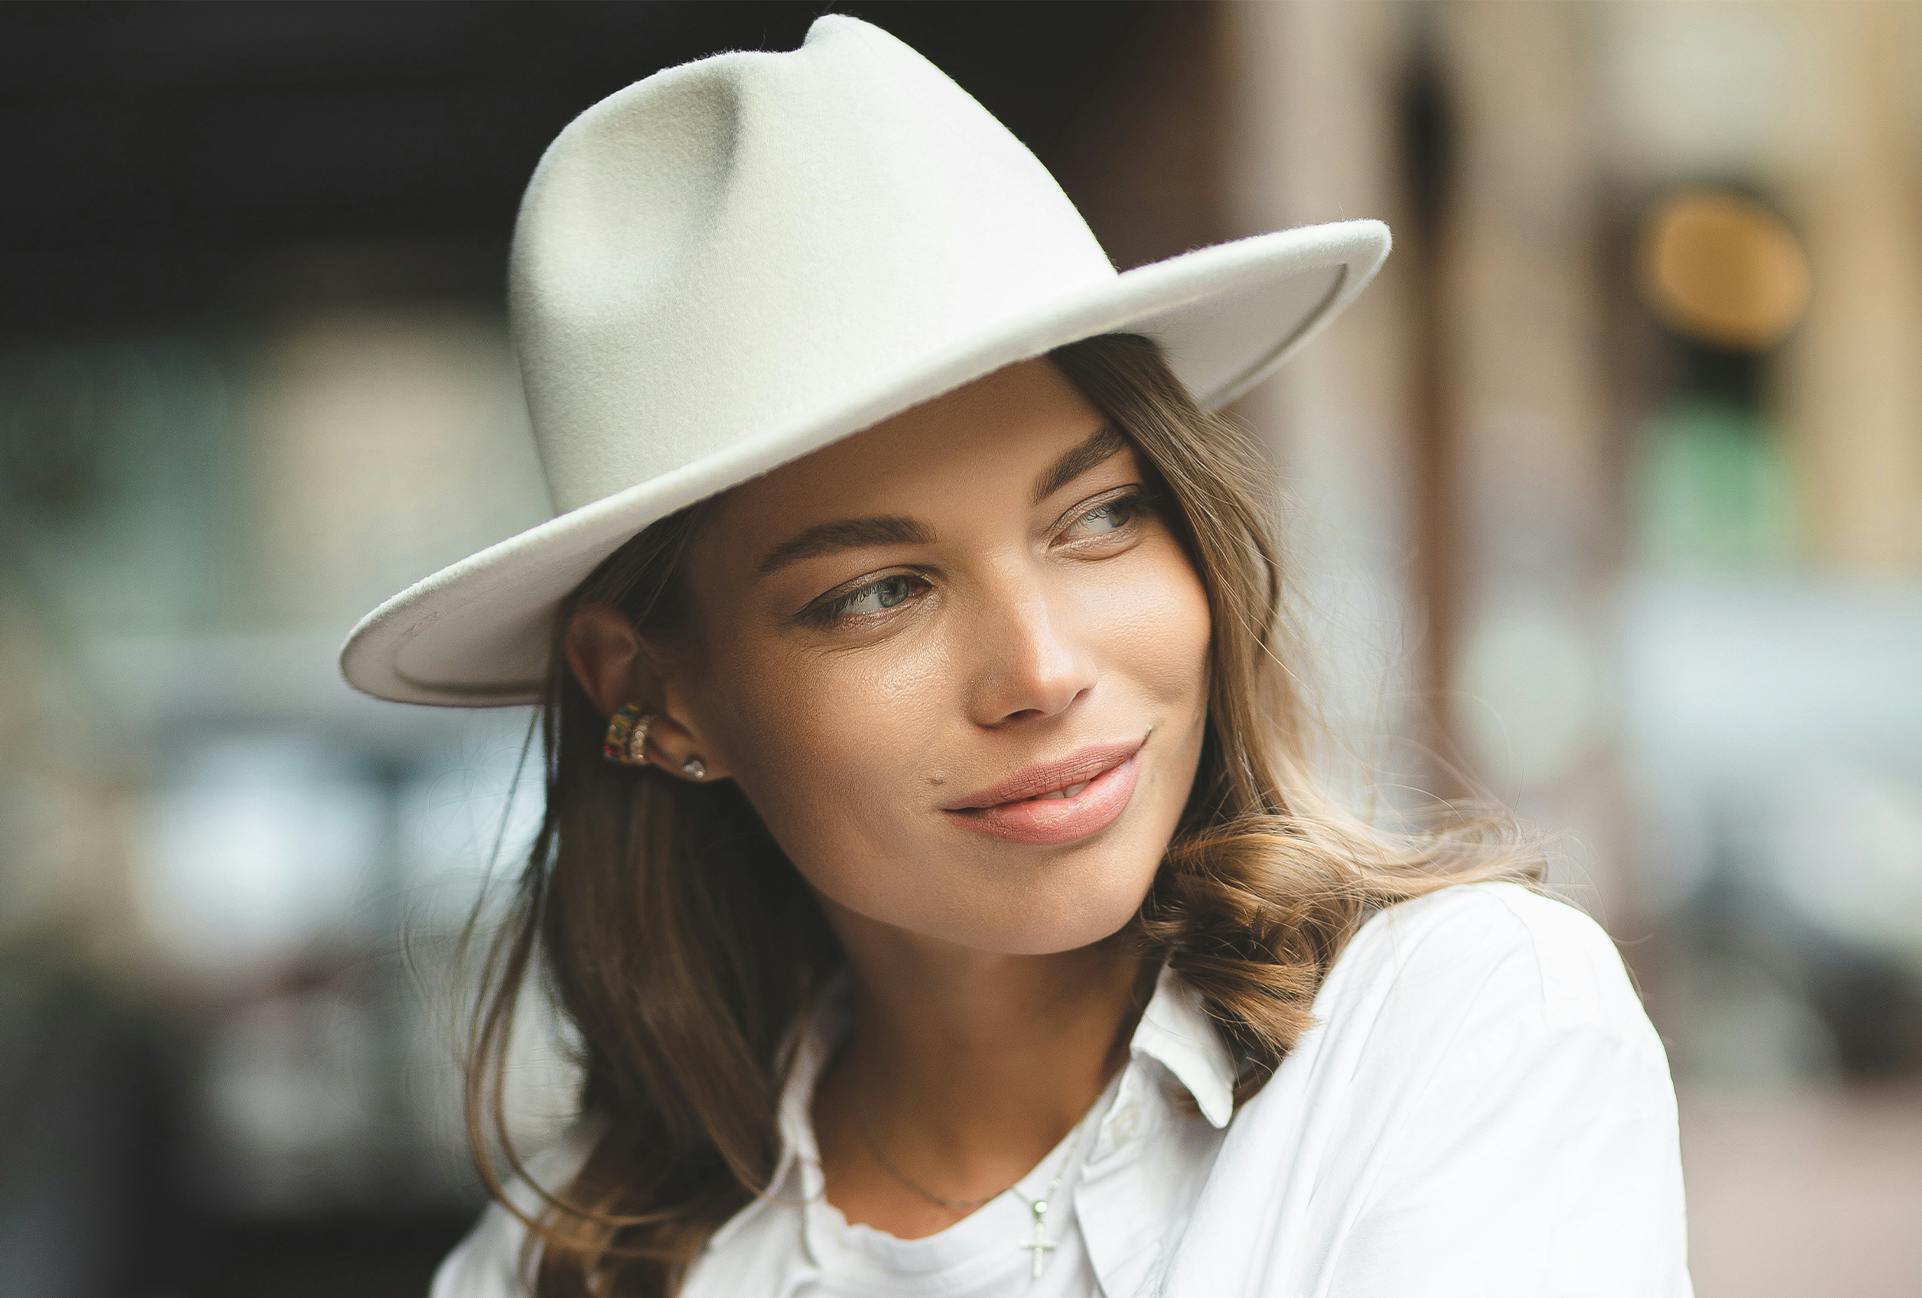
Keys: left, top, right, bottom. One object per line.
{"left": 1320, "top": 878, "right": 1656, "bottom": 1041}
{"left": 1226, "top": 876, "right": 1681, "bottom": 1174}
{"left": 427, "top": 1123, "right": 599, "bottom": 1298}
{"left": 1206, "top": 897, "right": 1691, "bottom": 1295}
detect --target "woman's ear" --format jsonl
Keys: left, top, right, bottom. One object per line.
{"left": 563, "top": 603, "right": 644, "bottom": 718}
{"left": 563, "top": 603, "right": 732, "bottom": 783}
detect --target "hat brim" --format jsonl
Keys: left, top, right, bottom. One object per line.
{"left": 338, "top": 217, "right": 1391, "bottom": 707}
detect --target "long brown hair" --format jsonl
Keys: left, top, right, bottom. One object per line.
{"left": 442, "top": 331, "right": 1552, "bottom": 1296}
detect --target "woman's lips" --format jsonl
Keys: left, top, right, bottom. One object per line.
{"left": 943, "top": 747, "right": 1142, "bottom": 846}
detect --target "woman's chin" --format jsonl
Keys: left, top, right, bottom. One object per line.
{"left": 976, "top": 878, "right": 1157, "bottom": 955}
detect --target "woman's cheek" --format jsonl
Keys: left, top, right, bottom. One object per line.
{"left": 718, "top": 656, "right": 923, "bottom": 823}
{"left": 1098, "top": 547, "right": 1211, "bottom": 681}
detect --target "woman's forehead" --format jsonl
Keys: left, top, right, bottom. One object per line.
{"left": 705, "top": 359, "right": 1117, "bottom": 546}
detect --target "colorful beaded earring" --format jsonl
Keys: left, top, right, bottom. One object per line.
{"left": 602, "top": 701, "right": 654, "bottom": 766}
{"left": 603, "top": 702, "right": 709, "bottom": 779}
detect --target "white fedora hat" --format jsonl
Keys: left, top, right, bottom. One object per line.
{"left": 338, "top": 11, "right": 1391, "bottom": 708}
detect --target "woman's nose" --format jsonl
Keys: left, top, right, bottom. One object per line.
{"left": 963, "top": 575, "right": 1099, "bottom": 726}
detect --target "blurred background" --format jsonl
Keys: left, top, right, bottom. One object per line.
{"left": 2, "top": 1, "right": 1917, "bottom": 1294}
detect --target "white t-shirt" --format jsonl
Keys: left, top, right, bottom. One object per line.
{"left": 429, "top": 879, "right": 1696, "bottom": 1297}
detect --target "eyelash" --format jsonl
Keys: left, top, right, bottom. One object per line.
{"left": 799, "top": 486, "right": 1163, "bottom": 630}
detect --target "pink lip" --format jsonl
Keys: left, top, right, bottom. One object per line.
{"left": 944, "top": 734, "right": 1148, "bottom": 811}
{"left": 943, "top": 743, "right": 1144, "bottom": 847}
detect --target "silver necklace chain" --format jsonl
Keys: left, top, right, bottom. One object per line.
{"left": 855, "top": 1082, "right": 1098, "bottom": 1280}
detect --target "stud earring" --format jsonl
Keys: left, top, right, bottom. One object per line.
{"left": 602, "top": 702, "right": 655, "bottom": 767}
{"left": 681, "top": 756, "right": 707, "bottom": 780}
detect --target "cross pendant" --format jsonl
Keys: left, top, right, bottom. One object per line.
{"left": 1017, "top": 1198, "right": 1056, "bottom": 1279}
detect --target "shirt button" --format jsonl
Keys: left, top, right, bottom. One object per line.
{"left": 1111, "top": 1103, "right": 1139, "bottom": 1142}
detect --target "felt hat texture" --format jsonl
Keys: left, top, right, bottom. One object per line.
{"left": 338, "top": 11, "right": 1393, "bottom": 707}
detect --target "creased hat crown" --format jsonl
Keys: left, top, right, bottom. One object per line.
{"left": 510, "top": 13, "right": 1115, "bottom": 515}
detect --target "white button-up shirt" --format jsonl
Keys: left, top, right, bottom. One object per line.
{"left": 429, "top": 880, "right": 1696, "bottom": 1296}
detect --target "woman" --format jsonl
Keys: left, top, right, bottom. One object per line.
{"left": 339, "top": 14, "right": 1694, "bottom": 1298}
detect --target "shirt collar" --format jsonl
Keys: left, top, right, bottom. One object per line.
{"left": 1131, "top": 956, "right": 1239, "bottom": 1128}
{"left": 765, "top": 953, "right": 1238, "bottom": 1197}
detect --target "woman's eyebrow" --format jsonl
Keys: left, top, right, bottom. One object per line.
{"left": 1029, "top": 418, "right": 1128, "bottom": 507}
{"left": 754, "top": 418, "right": 1128, "bottom": 579}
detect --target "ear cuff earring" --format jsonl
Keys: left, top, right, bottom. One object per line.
{"left": 602, "top": 701, "right": 706, "bottom": 779}
{"left": 602, "top": 701, "right": 653, "bottom": 765}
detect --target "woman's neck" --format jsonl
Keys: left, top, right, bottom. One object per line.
{"left": 809, "top": 940, "right": 1157, "bottom": 1227}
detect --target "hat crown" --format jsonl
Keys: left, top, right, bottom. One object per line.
{"left": 508, "top": 14, "right": 1115, "bottom": 515}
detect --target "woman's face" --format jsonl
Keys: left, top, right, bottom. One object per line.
{"left": 666, "top": 357, "right": 1212, "bottom": 956}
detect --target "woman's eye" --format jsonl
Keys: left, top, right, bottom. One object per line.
{"left": 1065, "top": 491, "right": 1146, "bottom": 540}
{"left": 797, "top": 486, "right": 1161, "bottom": 630}
{"left": 801, "top": 572, "right": 930, "bottom": 627}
